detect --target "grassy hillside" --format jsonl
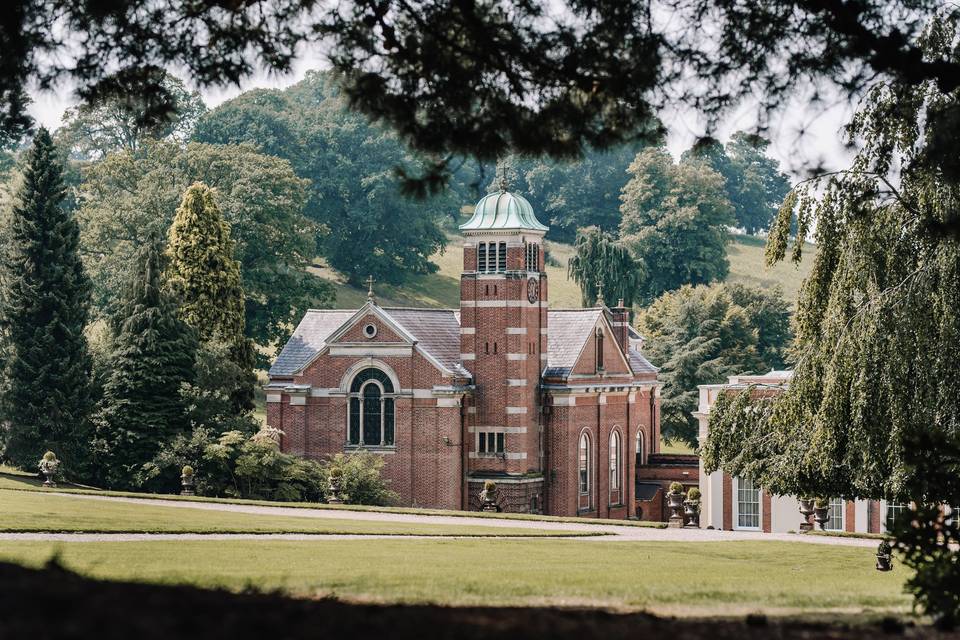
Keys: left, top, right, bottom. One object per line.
{"left": 315, "top": 233, "right": 815, "bottom": 311}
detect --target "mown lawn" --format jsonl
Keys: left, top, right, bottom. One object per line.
{"left": 0, "top": 538, "right": 909, "bottom": 617}
{"left": 0, "top": 489, "right": 584, "bottom": 537}
{"left": 0, "top": 467, "right": 666, "bottom": 529}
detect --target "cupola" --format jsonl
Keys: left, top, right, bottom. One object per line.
{"left": 459, "top": 179, "right": 548, "bottom": 233}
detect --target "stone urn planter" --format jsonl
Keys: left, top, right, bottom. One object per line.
{"left": 38, "top": 451, "right": 59, "bottom": 488}
{"left": 876, "top": 541, "right": 893, "bottom": 572}
{"left": 479, "top": 480, "right": 500, "bottom": 512}
{"left": 328, "top": 472, "right": 344, "bottom": 504}
{"left": 798, "top": 498, "right": 815, "bottom": 532}
{"left": 180, "top": 466, "right": 195, "bottom": 496}
{"left": 813, "top": 498, "right": 831, "bottom": 531}
{"left": 667, "top": 482, "right": 685, "bottom": 528}
{"left": 683, "top": 487, "right": 702, "bottom": 528}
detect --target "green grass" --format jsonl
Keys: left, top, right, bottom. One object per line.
{"left": 316, "top": 233, "right": 816, "bottom": 310}
{"left": 725, "top": 234, "right": 815, "bottom": 306}
{"left": 0, "top": 489, "right": 587, "bottom": 537}
{"left": 659, "top": 438, "right": 696, "bottom": 455}
{"left": 0, "top": 468, "right": 667, "bottom": 529}
{"left": 0, "top": 538, "right": 909, "bottom": 617}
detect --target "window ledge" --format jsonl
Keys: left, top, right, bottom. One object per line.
{"left": 475, "top": 452, "right": 506, "bottom": 458}
{"left": 345, "top": 445, "right": 397, "bottom": 454}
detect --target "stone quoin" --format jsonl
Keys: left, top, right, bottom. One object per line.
{"left": 266, "top": 183, "right": 661, "bottom": 517}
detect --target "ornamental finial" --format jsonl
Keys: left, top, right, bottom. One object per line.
{"left": 495, "top": 157, "right": 510, "bottom": 193}
{"left": 366, "top": 275, "right": 376, "bottom": 304}
{"left": 595, "top": 278, "right": 605, "bottom": 308}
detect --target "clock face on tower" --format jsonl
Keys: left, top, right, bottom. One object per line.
{"left": 526, "top": 277, "right": 539, "bottom": 303}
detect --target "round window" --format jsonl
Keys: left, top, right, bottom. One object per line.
{"left": 363, "top": 323, "right": 377, "bottom": 338}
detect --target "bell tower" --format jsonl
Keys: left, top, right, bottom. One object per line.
{"left": 459, "top": 177, "right": 549, "bottom": 496}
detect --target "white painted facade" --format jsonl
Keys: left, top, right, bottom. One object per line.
{"left": 695, "top": 371, "right": 879, "bottom": 533}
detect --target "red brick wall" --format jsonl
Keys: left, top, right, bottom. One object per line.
{"left": 338, "top": 314, "right": 405, "bottom": 343}
{"left": 762, "top": 491, "right": 772, "bottom": 532}
{"left": 845, "top": 500, "right": 856, "bottom": 533}
{"left": 723, "top": 473, "right": 733, "bottom": 530}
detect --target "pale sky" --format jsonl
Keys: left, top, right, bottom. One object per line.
{"left": 27, "top": 59, "right": 856, "bottom": 180}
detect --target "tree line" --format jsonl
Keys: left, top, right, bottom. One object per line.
{"left": 0, "top": 130, "right": 392, "bottom": 505}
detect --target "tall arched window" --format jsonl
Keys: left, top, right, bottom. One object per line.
{"left": 636, "top": 430, "right": 645, "bottom": 466}
{"left": 609, "top": 431, "right": 621, "bottom": 492}
{"left": 595, "top": 328, "right": 604, "bottom": 371}
{"left": 578, "top": 433, "right": 590, "bottom": 495}
{"left": 348, "top": 368, "right": 395, "bottom": 446}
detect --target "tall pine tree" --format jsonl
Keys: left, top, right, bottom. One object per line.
{"left": 92, "top": 238, "right": 197, "bottom": 488}
{"left": 166, "top": 182, "right": 255, "bottom": 411}
{"left": 0, "top": 129, "right": 93, "bottom": 474}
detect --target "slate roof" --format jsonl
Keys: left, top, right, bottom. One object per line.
{"left": 381, "top": 308, "right": 469, "bottom": 377}
{"left": 628, "top": 348, "right": 658, "bottom": 374}
{"left": 269, "top": 307, "right": 469, "bottom": 378}
{"left": 269, "top": 310, "right": 355, "bottom": 377}
{"left": 543, "top": 308, "right": 605, "bottom": 378}
{"left": 271, "top": 305, "right": 657, "bottom": 382}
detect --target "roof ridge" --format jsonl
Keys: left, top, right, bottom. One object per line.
{"left": 383, "top": 307, "right": 458, "bottom": 312}
{"left": 305, "top": 308, "right": 360, "bottom": 313}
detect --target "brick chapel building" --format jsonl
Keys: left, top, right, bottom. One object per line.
{"left": 266, "top": 184, "right": 661, "bottom": 518}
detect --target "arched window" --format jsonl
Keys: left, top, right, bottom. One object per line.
{"left": 578, "top": 433, "right": 590, "bottom": 495}
{"left": 348, "top": 368, "right": 395, "bottom": 447}
{"left": 636, "top": 430, "right": 645, "bottom": 466}
{"left": 595, "top": 327, "right": 604, "bottom": 371}
{"left": 609, "top": 431, "right": 621, "bottom": 491}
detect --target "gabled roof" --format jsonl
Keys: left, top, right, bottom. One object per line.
{"left": 543, "top": 308, "right": 604, "bottom": 378}
{"left": 269, "top": 307, "right": 470, "bottom": 378}
{"left": 271, "top": 305, "right": 656, "bottom": 382}
{"left": 383, "top": 308, "right": 469, "bottom": 377}
{"left": 269, "top": 310, "right": 355, "bottom": 377}
{"left": 628, "top": 348, "right": 658, "bottom": 374}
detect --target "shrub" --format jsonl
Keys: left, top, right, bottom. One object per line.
{"left": 139, "top": 426, "right": 221, "bottom": 495}
{"left": 483, "top": 479, "right": 497, "bottom": 493}
{"left": 181, "top": 465, "right": 194, "bottom": 476}
{"left": 814, "top": 497, "right": 829, "bottom": 509}
{"left": 323, "top": 451, "right": 398, "bottom": 506}
{"left": 42, "top": 451, "right": 57, "bottom": 462}
{"left": 687, "top": 487, "right": 702, "bottom": 501}
{"left": 206, "top": 430, "right": 328, "bottom": 502}
{"left": 669, "top": 481, "right": 684, "bottom": 494}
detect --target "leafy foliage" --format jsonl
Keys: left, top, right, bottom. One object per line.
{"left": 166, "top": 183, "right": 255, "bottom": 412}
{"left": 489, "top": 144, "right": 656, "bottom": 243}
{"left": 203, "top": 429, "right": 328, "bottom": 503}
{"left": 567, "top": 226, "right": 644, "bottom": 308}
{"left": 620, "top": 148, "right": 735, "bottom": 303}
{"left": 193, "top": 71, "right": 449, "bottom": 286}
{"left": 701, "top": 13, "right": 960, "bottom": 623}
{"left": 56, "top": 73, "right": 206, "bottom": 160}
{"left": 683, "top": 133, "right": 791, "bottom": 234}
{"left": 637, "top": 282, "right": 791, "bottom": 445}
{"left": 91, "top": 239, "right": 197, "bottom": 489}
{"left": 76, "top": 141, "right": 330, "bottom": 359}
{"left": 324, "top": 451, "right": 399, "bottom": 506}
{"left": 0, "top": 129, "right": 93, "bottom": 475}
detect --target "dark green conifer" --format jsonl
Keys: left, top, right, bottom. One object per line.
{"left": 0, "top": 129, "right": 93, "bottom": 474}
{"left": 92, "top": 238, "right": 197, "bottom": 488}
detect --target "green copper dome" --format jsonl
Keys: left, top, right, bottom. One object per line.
{"left": 459, "top": 188, "right": 548, "bottom": 232}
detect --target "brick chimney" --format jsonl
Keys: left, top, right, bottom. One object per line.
{"left": 611, "top": 298, "right": 630, "bottom": 354}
